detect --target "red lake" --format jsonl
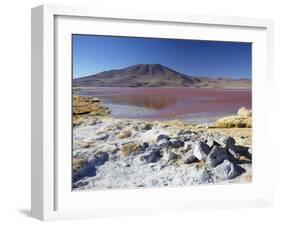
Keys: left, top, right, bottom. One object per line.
{"left": 74, "top": 87, "right": 252, "bottom": 123}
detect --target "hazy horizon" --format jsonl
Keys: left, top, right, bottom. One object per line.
{"left": 73, "top": 35, "right": 252, "bottom": 79}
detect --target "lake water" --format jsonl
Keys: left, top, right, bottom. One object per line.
{"left": 74, "top": 87, "right": 251, "bottom": 123}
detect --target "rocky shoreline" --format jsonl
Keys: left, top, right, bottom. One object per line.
{"left": 72, "top": 95, "right": 252, "bottom": 190}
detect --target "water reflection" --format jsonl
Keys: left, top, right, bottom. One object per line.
{"left": 74, "top": 87, "right": 252, "bottom": 120}
{"left": 104, "top": 95, "right": 177, "bottom": 110}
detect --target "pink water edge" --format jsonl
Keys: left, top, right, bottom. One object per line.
{"left": 75, "top": 87, "right": 251, "bottom": 123}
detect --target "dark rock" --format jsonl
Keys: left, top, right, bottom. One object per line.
{"left": 182, "top": 135, "right": 192, "bottom": 141}
{"left": 228, "top": 145, "right": 251, "bottom": 160}
{"left": 140, "top": 149, "right": 161, "bottom": 163}
{"left": 224, "top": 136, "right": 236, "bottom": 147}
{"left": 168, "top": 139, "right": 184, "bottom": 148}
{"left": 157, "top": 134, "right": 171, "bottom": 142}
{"left": 158, "top": 139, "right": 169, "bottom": 149}
{"left": 140, "top": 144, "right": 162, "bottom": 163}
{"left": 212, "top": 135, "right": 236, "bottom": 148}
{"left": 142, "top": 142, "right": 149, "bottom": 148}
{"left": 206, "top": 145, "right": 227, "bottom": 167}
{"left": 116, "top": 125, "right": 123, "bottom": 130}
{"left": 141, "top": 123, "right": 152, "bottom": 130}
{"left": 215, "top": 159, "right": 240, "bottom": 180}
{"left": 91, "top": 151, "right": 109, "bottom": 166}
{"left": 73, "top": 160, "right": 97, "bottom": 183}
{"left": 193, "top": 141, "right": 210, "bottom": 160}
{"left": 132, "top": 125, "right": 139, "bottom": 130}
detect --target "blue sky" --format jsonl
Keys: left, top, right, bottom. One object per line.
{"left": 72, "top": 34, "right": 252, "bottom": 79}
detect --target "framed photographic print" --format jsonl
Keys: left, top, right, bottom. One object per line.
{"left": 31, "top": 4, "right": 274, "bottom": 221}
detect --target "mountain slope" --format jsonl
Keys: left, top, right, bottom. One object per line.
{"left": 73, "top": 64, "right": 251, "bottom": 88}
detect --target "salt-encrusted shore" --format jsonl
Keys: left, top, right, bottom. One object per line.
{"left": 72, "top": 96, "right": 252, "bottom": 190}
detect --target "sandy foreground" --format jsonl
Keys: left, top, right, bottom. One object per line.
{"left": 72, "top": 96, "right": 252, "bottom": 190}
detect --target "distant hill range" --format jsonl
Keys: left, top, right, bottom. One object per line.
{"left": 73, "top": 64, "right": 251, "bottom": 89}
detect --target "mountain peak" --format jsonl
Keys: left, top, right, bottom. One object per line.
{"left": 73, "top": 64, "right": 251, "bottom": 89}
{"left": 123, "top": 64, "right": 169, "bottom": 75}
{"left": 127, "top": 63, "right": 164, "bottom": 68}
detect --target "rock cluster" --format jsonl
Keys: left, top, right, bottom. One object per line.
{"left": 72, "top": 117, "right": 252, "bottom": 189}
{"left": 73, "top": 151, "right": 109, "bottom": 184}
{"left": 138, "top": 132, "right": 249, "bottom": 180}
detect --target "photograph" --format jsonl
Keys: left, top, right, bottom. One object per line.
{"left": 72, "top": 35, "right": 252, "bottom": 190}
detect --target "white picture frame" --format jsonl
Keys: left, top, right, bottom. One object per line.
{"left": 31, "top": 4, "right": 274, "bottom": 221}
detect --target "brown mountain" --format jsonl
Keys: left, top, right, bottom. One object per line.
{"left": 73, "top": 64, "right": 251, "bottom": 89}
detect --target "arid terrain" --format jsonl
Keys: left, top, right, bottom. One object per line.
{"left": 72, "top": 95, "right": 252, "bottom": 190}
